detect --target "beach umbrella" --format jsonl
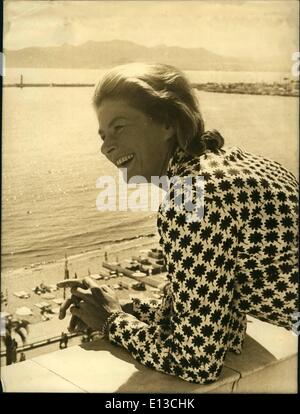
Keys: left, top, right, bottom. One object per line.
{"left": 132, "top": 271, "right": 147, "bottom": 278}
{"left": 15, "top": 307, "right": 33, "bottom": 316}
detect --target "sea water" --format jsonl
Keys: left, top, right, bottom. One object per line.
{"left": 2, "top": 69, "right": 298, "bottom": 270}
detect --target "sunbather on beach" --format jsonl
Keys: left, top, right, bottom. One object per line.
{"left": 57, "top": 63, "right": 298, "bottom": 384}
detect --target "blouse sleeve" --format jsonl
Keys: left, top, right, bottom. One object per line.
{"left": 131, "top": 292, "right": 172, "bottom": 325}
{"left": 107, "top": 192, "right": 247, "bottom": 384}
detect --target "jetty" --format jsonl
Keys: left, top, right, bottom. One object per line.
{"left": 4, "top": 74, "right": 299, "bottom": 96}
{"left": 3, "top": 82, "right": 95, "bottom": 88}
{"left": 3, "top": 74, "right": 95, "bottom": 88}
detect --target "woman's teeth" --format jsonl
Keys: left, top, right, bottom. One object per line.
{"left": 116, "top": 154, "right": 134, "bottom": 166}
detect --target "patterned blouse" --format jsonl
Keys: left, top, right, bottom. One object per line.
{"left": 108, "top": 146, "right": 299, "bottom": 384}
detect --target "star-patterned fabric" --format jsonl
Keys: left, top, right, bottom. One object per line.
{"left": 108, "top": 146, "right": 299, "bottom": 384}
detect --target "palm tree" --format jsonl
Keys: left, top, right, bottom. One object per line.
{"left": 2, "top": 316, "right": 30, "bottom": 365}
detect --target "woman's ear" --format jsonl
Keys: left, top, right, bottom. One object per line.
{"left": 163, "top": 123, "right": 176, "bottom": 141}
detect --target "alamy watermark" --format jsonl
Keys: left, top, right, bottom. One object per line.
{"left": 96, "top": 169, "right": 205, "bottom": 222}
{"left": 291, "top": 311, "right": 300, "bottom": 336}
{"left": 0, "top": 312, "right": 7, "bottom": 336}
{"left": 1, "top": 52, "right": 5, "bottom": 77}
{"left": 291, "top": 52, "right": 300, "bottom": 77}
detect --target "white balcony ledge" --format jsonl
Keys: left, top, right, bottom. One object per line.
{"left": 1, "top": 316, "right": 297, "bottom": 393}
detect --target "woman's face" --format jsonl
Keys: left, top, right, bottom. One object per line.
{"left": 96, "top": 99, "right": 175, "bottom": 182}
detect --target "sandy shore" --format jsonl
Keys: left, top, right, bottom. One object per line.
{"left": 2, "top": 234, "right": 161, "bottom": 324}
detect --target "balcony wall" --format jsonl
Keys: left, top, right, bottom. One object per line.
{"left": 1, "top": 316, "right": 297, "bottom": 393}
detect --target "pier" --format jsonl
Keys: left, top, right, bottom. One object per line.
{"left": 3, "top": 82, "right": 95, "bottom": 88}
{"left": 3, "top": 74, "right": 95, "bottom": 88}
{"left": 3, "top": 75, "right": 299, "bottom": 96}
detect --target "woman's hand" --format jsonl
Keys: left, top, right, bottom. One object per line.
{"left": 57, "top": 277, "right": 123, "bottom": 332}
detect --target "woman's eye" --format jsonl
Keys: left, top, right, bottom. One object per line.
{"left": 114, "top": 125, "right": 125, "bottom": 133}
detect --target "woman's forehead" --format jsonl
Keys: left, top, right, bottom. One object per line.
{"left": 97, "top": 99, "right": 144, "bottom": 125}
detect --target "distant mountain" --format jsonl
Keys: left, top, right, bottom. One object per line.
{"left": 4, "top": 40, "right": 289, "bottom": 72}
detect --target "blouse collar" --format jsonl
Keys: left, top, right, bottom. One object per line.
{"left": 166, "top": 146, "right": 194, "bottom": 178}
{"left": 166, "top": 145, "right": 244, "bottom": 178}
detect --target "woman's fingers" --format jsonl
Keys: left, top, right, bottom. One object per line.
{"left": 59, "top": 278, "right": 120, "bottom": 326}
{"left": 83, "top": 277, "right": 116, "bottom": 296}
{"left": 69, "top": 316, "right": 87, "bottom": 333}
{"left": 68, "top": 314, "right": 80, "bottom": 332}
{"left": 81, "top": 278, "right": 112, "bottom": 302}
{"left": 74, "top": 319, "right": 87, "bottom": 333}
{"left": 59, "top": 297, "right": 73, "bottom": 320}
{"left": 59, "top": 294, "right": 81, "bottom": 320}
{"left": 69, "top": 301, "right": 107, "bottom": 331}
{"left": 66, "top": 277, "right": 114, "bottom": 299}
{"left": 71, "top": 286, "right": 90, "bottom": 298}
{"left": 57, "top": 279, "right": 86, "bottom": 289}
{"left": 99, "top": 284, "right": 112, "bottom": 294}
{"left": 68, "top": 315, "right": 76, "bottom": 332}
{"left": 71, "top": 287, "right": 97, "bottom": 306}
{"left": 70, "top": 302, "right": 95, "bottom": 326}
{"left": 82, "top": 277, "right": 102, "bottom": 290}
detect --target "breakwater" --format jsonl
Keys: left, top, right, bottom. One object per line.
{"left": 3, "top": 83, "right": 95, "bottom": 88}
{"left": 192, "top": 80, "right": 299, "bottom": 97}
{"left": 4, "top": 80, "right": 299, "bottom": 97}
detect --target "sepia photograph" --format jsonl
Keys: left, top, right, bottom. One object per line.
{"left": 1, "top": 0, "right": 299, "bottom": 395}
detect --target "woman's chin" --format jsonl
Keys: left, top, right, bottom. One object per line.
{"left": 121, "top": 169, "right": 152, "bottom": 184}
{"left": 120, "top": 167, "right": 136, "bottom": 183}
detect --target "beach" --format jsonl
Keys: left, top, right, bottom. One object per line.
{"left": 2, "top": 234, "right": 161, "bottom": 326}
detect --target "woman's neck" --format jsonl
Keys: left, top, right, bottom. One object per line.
{"left": 160, "top": 142, "right": 177, "bottom": 177}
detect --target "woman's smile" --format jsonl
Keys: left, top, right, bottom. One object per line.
{"left": 115, "top": 153, "right": 135, "bottom": 167}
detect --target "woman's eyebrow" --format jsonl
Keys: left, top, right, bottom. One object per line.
{"left": 98, "top": 116, "right": 127, "bottom": 135}
{"left": 109, "top": 116, "right": 127, "bottom": 127}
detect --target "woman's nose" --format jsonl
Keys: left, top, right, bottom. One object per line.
{"left": 101, "top": 140, "right": 116, "bottom": 158}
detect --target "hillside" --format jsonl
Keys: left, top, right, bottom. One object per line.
{"left": 4, "top": 40, "right": 288, "bottom": 72}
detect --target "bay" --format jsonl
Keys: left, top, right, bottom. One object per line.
{"left": 2, "top": 68, "right": 298, "bottom": 270}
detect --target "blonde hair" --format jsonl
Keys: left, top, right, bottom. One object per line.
{"left": 93, "top": 63, "right": 224, "bottom": 156}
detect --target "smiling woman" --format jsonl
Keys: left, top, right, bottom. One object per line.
{"left": 93, "top": 63, "right": 224, "bottom": 183}
{"left": 57, "top": 63, "right": 298, "bottom": 385}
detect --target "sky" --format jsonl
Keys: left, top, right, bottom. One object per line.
{"left": 3, "top": 0, "right": 299, "bottom": 61}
